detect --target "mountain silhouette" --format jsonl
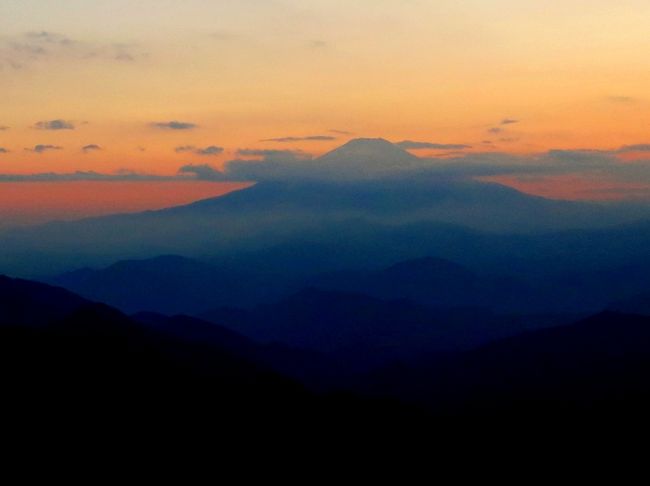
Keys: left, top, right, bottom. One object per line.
{"left": 361, "top": 311, "right": 650, "bottom": 421}
{"left": 309, "top": 256, "right": 534, "bottom": 310}
{"left": 313, "top": 137, "right": 421, "bottom": 176}
{"left": 49, "top": 255, "right": 242, "bottom": 314}
{"left": 0, "top": 274, "right": 433, "bottom": 440}
{"left": 0, "top": 274, "right": 90, "bottom": 326}
{"left": 609, "top": 291, "right": 650, "bottom": 316}
{"left": 199, "top": 286, "right": 571, "bottom": 367}
{"left": 2, "top": 139, "right": 648, "bottom": 277}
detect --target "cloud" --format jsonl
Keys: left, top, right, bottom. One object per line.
{"left": 261, "top": 135, "right": 336, "bottom": 143}
{"left": 0, "top": 170, "right": 175, "bottom": 182}
{"left": 82, "top": 144, "right": 102, "bottom": 153}
{"left": 0, "top": 31, "right": 147, "bottom": 69}
{"left": 309, "top": 40, "right": 329, "bottom": 49}
{"left": 27, "top": 144, "right": 63, "bottom": 153}
{"left": 211, "top": 31, "right": 238, "bottom": 41}
{"left": 175, "top": 145, "right": 195, "bottom": 153}
{"left": 0, "top": 147, "right": 8, "bottom": 154}
{"left": 488, "top": 127, "right": 503, "bottom": 134}
{"left": 175, "top": 145, "right": 224, "bottom": 155}
{"left": 618, "top": 144, "right": 650, "bottom": 152}
{"left": 0, "top": 126, "right": 9, "bottom": 131}
{"left": 501, "top": 118, "right": 519, "bottom": 125}
{"left": 152, "top": 121, "right": 197, "bottom": 130}
{"left": 396, "top": 140, "right": 471, "bottom": 150}
{"left": 330, "top": 129, "right": 354, "bottom": 135}
{"left": 237, "top": 149, "right": 308, "bottom": 160}
{"left": 607, "top": 96, "right": 637, "bottom": 104}
{"left": 34, "top": 119, "right": 75, "bottom": 130}
{"left": 196, "top": 145, "right": 224, "bottom": 155}
{"left": 177, "top": 164, "right": 225, "bottom": 181}
{"left": 169, "top": 139, "right": 650, "bottom": 190}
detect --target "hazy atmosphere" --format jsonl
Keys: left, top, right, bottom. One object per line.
{"left": 2, "top": 1, "right": 650, "bottom": 459}
{"left": 3, "top": 0, "right": 650, "bottom": 221}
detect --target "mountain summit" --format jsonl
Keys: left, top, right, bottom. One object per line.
{"left": 318, "top": 138, "right": 417, "bottom": 167}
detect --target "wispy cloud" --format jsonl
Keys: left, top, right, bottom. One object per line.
{"left": 34, "top": 119, "right": 75, "bottom": 130}
{"left": 607, "top": 95, "right": 637, "bottom": 104}
{"left": 396, "top": 140, "right": 471, "bottom": 150}
{"left": 261, "top": 135, "right": 336, "bottom": 143}
{"left": 237, "top": 149, "right": 307, "bottom": 159}
{"left": 0, "top": 170, "right": 174, "bottom": 182}
{"left": 177, "top": 164, "right": 224, "bottom": 181}
{"left": 309, "top": 40, "right": 329, "bottom": 49}
{"left": 26, "top": 144, "right": 63, "bottom": 153}
{"left": 501, "top": 118, "right": 519, "bottom": 125}
{"left": 175, "top": 145, "right": 224, "bottom": 155}
{"left": 82, "top": 144, "right": 102, "bottom": 153}
{"left": 0, "top": 126, "right": 9, "bottom": 131}
{"left": 0, "top": 31, "right": 147, "bottom": 69}
{"left": 170, "top": 140, "right": 650, "bottom": 191}
{"left": 618, "top": 144, "right": 650, "bottom": 152}
{"left": 152, "top": 121, "right": 197, "bottom": 130}
{"left": 0, "top": 147, "right": 9, "bottom": 154}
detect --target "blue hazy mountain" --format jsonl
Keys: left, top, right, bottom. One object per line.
{"left": 2, "top": 138, "right": 650, "bottom": 277}
{"left": 45, "top": 248, "right": 650, "bottom": 320}
{"left": 49, "top": 255, "right": 243, "bottom": 314}
{"left": 198, "top": 287, "right": 574, "bottom": 368}
{"left": 309, "top": 256, "right": 534, "bottom": 311}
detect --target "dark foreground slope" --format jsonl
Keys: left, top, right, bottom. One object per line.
{"left": 362, "top": 311, "right": 650, "bottom": 426}
{"left": 6, "top": 274, "right": 650, "bottom": 453}
{"left": 0, "top": 275, "right": 425, "bottom": 442}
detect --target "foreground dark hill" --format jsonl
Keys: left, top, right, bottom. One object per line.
{"left": 362, "top": 311, "right": 650, "bottom": 419}
{"left": 2, "top": 138, "right": 649, "bottom": 277}
{"left": 0, "top": 275, "right": 427, "bottom": 437}
{"left": 0, "top": 274, "right": 90, "bottom": 326}
{"left": 6, "top": 273, "right": 650, "bottom": 447}
{"left": 609, "top": 291, "right": 650, "bottom": 316}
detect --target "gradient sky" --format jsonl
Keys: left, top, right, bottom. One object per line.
{"left": 1, "top": 1, "right": 650, "bottom": 210}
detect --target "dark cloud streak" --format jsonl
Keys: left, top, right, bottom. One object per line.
{"left": 261, "top": 135, "right": 336, "bottom": 142}
{"left": 397, "top": 140, "right": 471, "bottom": 150}
{"left": 152, "top": 121, "right": 197, "bottom": 130}
{"left": 34, "top": 119, "right": 75, "bottom": 130}
{"left": 27, "top": 144, "right": 63, "bottom": 153}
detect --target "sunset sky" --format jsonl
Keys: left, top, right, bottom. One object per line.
{"left": 2, "top": 0, "right": 650, "bottom": 218}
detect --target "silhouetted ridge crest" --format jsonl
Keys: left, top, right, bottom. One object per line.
{"left": 320, "top": 138, "right": 414, "bottom": 160}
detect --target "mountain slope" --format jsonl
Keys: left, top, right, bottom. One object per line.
{"left": 361, "top": 311, "right": 650, "bottom": 418}
{"left": 2, "top": 138, "right": 646, "bottom": 277}
{"left": 199, "top": 287, "right": 572, "bottom": 368}
{"left": 49, "top": 255, "right": 241, "bottom": 314}
{"left": 0, "top": 274, "right": 90, "bottom": 326}
{"left": 309, "top": 256, "right": 534, "bottom": 311}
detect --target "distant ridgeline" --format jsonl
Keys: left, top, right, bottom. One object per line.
{"left": 1, "top": 139, "right": 650, "bottom": 277}
{"left": 3, "top": 273, "right": 650, "bottom": 443}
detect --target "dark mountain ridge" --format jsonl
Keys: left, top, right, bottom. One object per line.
{"left": 3, "top": 139, "right": 650, "bottom": 277}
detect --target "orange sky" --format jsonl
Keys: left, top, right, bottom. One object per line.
{"left": 0, "top": 181, "right": 249, "bottom": 228}
{"left": 1, "top": 1, "right": 650, "bottom": 216}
